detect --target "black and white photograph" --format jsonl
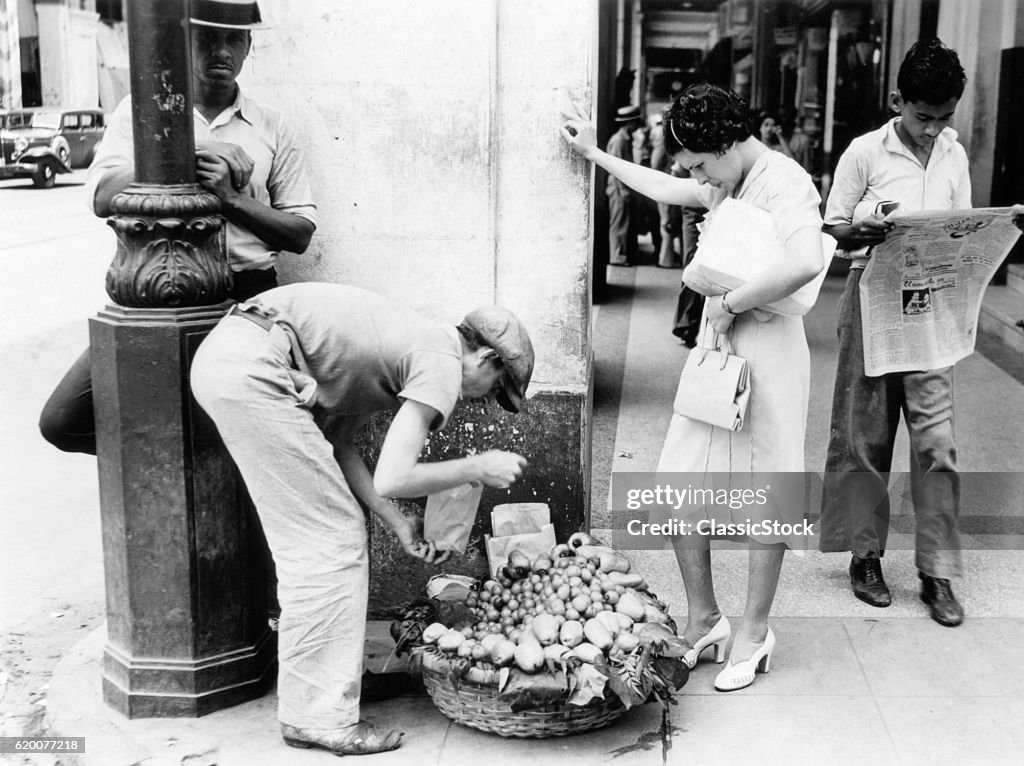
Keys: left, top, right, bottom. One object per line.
{"left": 2, "top": 1, "right": 1024, "bottom": 764}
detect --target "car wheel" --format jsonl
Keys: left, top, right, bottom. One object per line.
{"left": 32, "top": 159, "right": 57, "bottom": 189}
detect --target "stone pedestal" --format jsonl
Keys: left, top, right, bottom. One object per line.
{"left": 90, "top": 305, "right": 276, "bottom": 718}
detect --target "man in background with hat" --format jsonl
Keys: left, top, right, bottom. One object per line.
{"left": 190, "top": 281, "right": 534, "bottom": 755}
{"left": 606, "top": 104, "right": 643, "bottom": 266}
{"left": 39, "top": 0, "right": 316, "bottom": 454}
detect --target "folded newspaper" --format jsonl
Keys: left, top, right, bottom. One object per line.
{"left": 858, "top": 207, "right": 1021, "bottom": 376}
{"left": 682, "top": 197, "right": 836, "bottom": 316}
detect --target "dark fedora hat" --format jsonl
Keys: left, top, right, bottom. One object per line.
{"left": 614, "top": 105, "right": 642, "bottom": 123}
{"left": 190, "top": 0, "right": 265, "bottom": 29}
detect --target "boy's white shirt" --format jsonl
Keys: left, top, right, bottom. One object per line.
{"left": 825, "top": 116, "right": 972, "bottom": 268}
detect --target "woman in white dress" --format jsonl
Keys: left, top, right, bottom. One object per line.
{"left": 561, "top": 84, "right": 824, "bottom": 691}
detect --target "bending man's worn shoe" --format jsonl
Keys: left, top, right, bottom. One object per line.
{"left": 281, "top": 721, "right": 403, "bottom": 756}
{"left": 919, "top": 572, "right": 964, "bottom": 627}
{"left": 850, "top": 555, "right": 891, "bottom": 607}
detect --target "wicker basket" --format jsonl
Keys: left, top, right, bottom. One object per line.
{"left": 419, "top": 650, "right": 627, "bottom": 738}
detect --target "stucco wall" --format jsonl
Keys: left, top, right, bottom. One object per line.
{"left": 239, "top": 0, "right": 595, "bottom": 396}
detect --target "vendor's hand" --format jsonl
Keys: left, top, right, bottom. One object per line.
{"left": 850, "top": 214, "right": 893, "bottom": 247}
{"left": 706, "top": 293, "right": 736, "bottom": 335}
{"left": 196, "top": 140, "right": 254, "bottom": 190}
{"left": 391, "top": 514, "right": 451, "bottom": 565}
{"left": 558, "top": 107, "right": 598, "bottom": 160}
{"left": 195, "top": 150, "right": 242, "bottom": 201}
{"left": 473, "top": 449, "right": 528, "bottom": 489}
{"left": 1011, "top": 204, "right": 1024, "bottom": 233}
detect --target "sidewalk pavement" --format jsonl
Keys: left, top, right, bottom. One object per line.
{"left": 42, "top": 263, "right": 1024, "bottom": 765}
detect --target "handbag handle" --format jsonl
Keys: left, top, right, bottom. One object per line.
{"left": 695, "top": 318, "right": 735, "bottom": 369}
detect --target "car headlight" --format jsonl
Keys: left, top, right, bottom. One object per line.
{"left": 14, "top": 136, "right": 28, "bottom": 156}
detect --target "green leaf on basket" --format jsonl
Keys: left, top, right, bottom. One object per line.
{"left": 607, "top": 650, "right": 654, "bottom": 709}
{"left": 567, "top": 663, "right": 608, "bottom": 706}
{"left": 434, "top": 599, "right": 477, "bottom": 630}
{"left": 652, "top": 655, "right": 690, "bottom": 691}
{"left": 635, "top": 622, "right": 689, "bottom": 658}
{"left": 498, "top": 669, "right": 570, "bottom": 711}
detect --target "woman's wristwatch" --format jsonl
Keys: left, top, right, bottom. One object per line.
{"left": 721, "top": 293, "right": 738, "bottom": 315}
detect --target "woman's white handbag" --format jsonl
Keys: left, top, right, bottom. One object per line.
{"left": 673, "top": 328, "right": 751, "bottom": 432}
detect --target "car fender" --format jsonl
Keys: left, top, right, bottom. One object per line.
{"left": 17, "top": 147, "right": 72, "bottom": 173}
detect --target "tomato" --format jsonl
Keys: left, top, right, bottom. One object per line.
{"left": 564, "top": 607, "right": 581, "bottom": 621}
{"left": 565, "top": 565, "right": 581, "bottom": 578}
{"left": 583, "top": 605, "right": 597, "bottom": 619}
{"left": 507, "top": 598, "right": 520, "bottom": 611}
{"left": 604, "top": 590, "right": 620, "bottom": 605}
{"left": 510, "top": 582, "right": 523, "bottom": 595}
{"left": 556, "top": 584, "right": 571, "bottom": 601}
{"left": 590, "top": 590, "right": 604, "bottom": 603}
{"left": 568, "top": 576, "right": 583, "bottom": 588}
{"left": 580, "top": 569, "right": 593, "bottom": 584}
{"left": 485, "top": 607, "right": 500, "bottom": 622}
{"left": 460, "top": 626, "right": 475, "bottom": 638}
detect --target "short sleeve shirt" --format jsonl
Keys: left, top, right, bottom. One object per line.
{"left": 244, "top": 283, "right": 463, "bottom": 429}
{"left": 824, "top": 117, "right": 971, "bottom": 266}
{"left": 85, "top": 91, "right": 317, "bottom": 272}
{"left": 694, "top": 150, "right": 823, "bottom": 243}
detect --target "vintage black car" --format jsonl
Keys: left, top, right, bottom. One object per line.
{"left": 0, "top": 108, "right": 106, "bottom": 188}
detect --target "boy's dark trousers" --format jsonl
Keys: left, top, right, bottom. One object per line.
{"left": 819, "top": 268, "right": 962, "bottom": 578}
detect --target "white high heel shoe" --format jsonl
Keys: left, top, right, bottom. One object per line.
{"left": 714, "top": 627, "right": 775, "bottom": 692}
{"left": 682, "top": 615, "right": 731, "bottom": 669}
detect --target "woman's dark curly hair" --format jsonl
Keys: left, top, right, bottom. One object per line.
{"left": 662, "top": 83, "right": 755, "bottom": 156}
{"left": 897, "top": 38, "right": 965, "bottom": 106}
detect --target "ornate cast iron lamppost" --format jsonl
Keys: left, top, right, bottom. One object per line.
{"left": 90, "top": 0, "right": 274, "bottom": 718}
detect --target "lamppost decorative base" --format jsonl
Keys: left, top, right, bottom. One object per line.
{"left": 106, "top": 184, "right": 232, "bottom": 309}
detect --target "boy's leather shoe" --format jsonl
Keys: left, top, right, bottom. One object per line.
{"left": 850, "top": 555, "right": 891, "bottom": 607}
{"left": 919, "top": 572, "right": 964, "bottom": 627}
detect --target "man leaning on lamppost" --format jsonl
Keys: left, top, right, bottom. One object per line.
{"left": 39, "top": 0, "right": 316, "bottom": 455}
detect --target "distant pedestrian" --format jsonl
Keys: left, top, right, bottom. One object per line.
{"left": 756, "top": 111, "right": 796, "bottom": 160}
{"left": 606, "top": 105, "right": 643, "bottom": 266}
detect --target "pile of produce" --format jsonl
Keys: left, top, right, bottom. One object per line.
{"left": 392, "top": 533, "right": 689, "bottom": 712}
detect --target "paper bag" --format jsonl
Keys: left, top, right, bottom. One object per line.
{"left": 423, "top": 483, "right": 484, "bottom": 554}
{"left": 682, "top": 197, "right": 836, "bottom": 316}
{"left": 490, "top": 502, "right": 551, "bottom": 537}
{"left": 485, "top": 524, "right": 558, "bottom": 578}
